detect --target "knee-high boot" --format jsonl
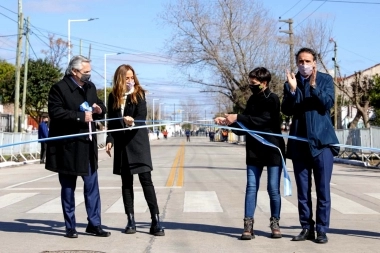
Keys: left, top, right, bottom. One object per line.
{"left": 122, "top": 188, "right": 136, "bottom": 234}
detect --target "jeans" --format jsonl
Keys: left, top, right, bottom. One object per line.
{"left": 244, "top": 165, "right": 282, "bottom": 219}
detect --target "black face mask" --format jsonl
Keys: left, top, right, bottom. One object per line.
{"left": 249, "top": 84, "right": 262, "bottom": 94}
{"left": 80, "top": 73, "right": 91, "bottom": 83}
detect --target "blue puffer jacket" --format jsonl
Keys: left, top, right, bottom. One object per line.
{"left": 281, "top": 71, "right": 339, "bottom": 159}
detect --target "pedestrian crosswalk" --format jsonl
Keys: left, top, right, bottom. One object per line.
{"left": 0, "top": 191, "right": 379, "bottom": 214}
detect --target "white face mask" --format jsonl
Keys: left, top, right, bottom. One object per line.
{"left": 126, "top": 81, "right": 135, "bottom": 90}
{"left": 298, "top": 64, "right": 313, "bottom": 77}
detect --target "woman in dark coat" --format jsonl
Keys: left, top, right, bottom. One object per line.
{"left": 215, "top": 67, "right": 285, "bottom": 240}
{"left": 105, "top": 64, "right": 164, "bottom": 236}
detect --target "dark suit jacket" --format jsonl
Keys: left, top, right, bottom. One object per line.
{"left": 45, "top": 75, "right": 106, "bottom": 175}
{"left": 281, "top": 71, "right": 339, "bottom": 159}
{"left": 106, "top": 92, "right": 153, "bottom": 175}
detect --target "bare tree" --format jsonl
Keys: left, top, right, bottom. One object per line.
{"left": 41, "top": 34, "right": 70, "bottom": 69}
{"left": 180, "top": 97, "right": 201, "bottom": 122}
{"left": 160, "top": 0, "right": 288, "bottom": 112}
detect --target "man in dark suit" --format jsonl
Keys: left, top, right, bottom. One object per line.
{"left": 282, "top": 48, "right": 339, "bottom": 244}
{"left": 46, "top": 55, "right": 110, "bottom": 238}
{"left": 38, "top": 115, "right": 49, "bottom": 164}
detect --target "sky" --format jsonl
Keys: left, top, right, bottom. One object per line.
{"left": 1, "top": 0, "right": 379, "bottom": 121}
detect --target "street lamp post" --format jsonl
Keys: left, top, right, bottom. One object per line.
{"left": 152, "top": 98, "right": 159, "bottom": 132}
{"left": 68, "top": 18, "right": 98, "bottom": 63}
{"left": 159, "top": 103, "right": 164, "bottom": 121}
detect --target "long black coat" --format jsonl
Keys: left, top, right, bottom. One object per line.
{"left": 106, "top": 92, "right": 153, "bottom": 175}
{"left": 232, "top": 88, "right": 285, "bottom": 167}
{"left": 45, "top": 75, "right": 106, "bottom": 176}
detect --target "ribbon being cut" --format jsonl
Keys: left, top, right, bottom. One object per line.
{"left": 79, "top": 101, "right": 93, "bottom": 141}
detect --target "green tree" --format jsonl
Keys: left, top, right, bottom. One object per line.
{"left": 1, "top": 59, "right": 62, "bottom": 123}
{"left": 0, "top": 59, "right": 16, "bottom": 103}
{"left": 369, "top": 74, "right": 380, "bottom": 126}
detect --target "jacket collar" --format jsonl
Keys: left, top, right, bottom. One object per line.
{"left": 63, "top": 75, "right": 93, "bottom": 92}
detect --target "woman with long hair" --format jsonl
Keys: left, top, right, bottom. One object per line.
{"left": 106, "top": 64, "right": 164, "bottom": 236}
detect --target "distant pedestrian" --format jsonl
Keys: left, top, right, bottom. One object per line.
{"left": 38, "top": 115, "right": 49, "bottom": 164}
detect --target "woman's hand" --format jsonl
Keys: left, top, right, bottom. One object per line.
{"left": 123, "top": 116, "right": 134, "bottom": 126}
{"left": 106, "top": 142, "right": 112, "bottom": 157}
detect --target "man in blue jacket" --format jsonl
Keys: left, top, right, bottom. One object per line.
{"left": 282, "top": 48, "right": 339, "bottom": 244}
{"left": 38, "top": 116, "right": 49, "bottom": 164}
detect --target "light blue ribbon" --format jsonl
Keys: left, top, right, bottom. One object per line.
{"left": 236, "top": 122, "right": 292, "bottom": 196}
{"left": 79, "top": 101, "right": 93, "bottom": 112}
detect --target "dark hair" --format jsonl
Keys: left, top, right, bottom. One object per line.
{"left": 248, "top": 67, "right": 271, "bottom": 84}
{"left": 295, "top": 47, "right": 317, "bottom": 62}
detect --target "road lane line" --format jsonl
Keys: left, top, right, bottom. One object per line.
{"left": 184, "top": 191, "right": 223, "bottom": 212}
{"left": 365, "top": 193, "right": 380, "bottom": 200}
{"left": 312, "top": 192, "right": 378, "bottom": 214}
{"left": 3, "top": 174, "right": 57, "bottom": 189}
{"left": 0, "top": 193, "right": 39, "bottom": 209}
{"left": 166, "top": 143, "right": 184, "bottom": 187}
{"left": 257, "top": 191, "right": 298, "bottom": 213}
{"left": 106, "top": 192, "right": 147, "bottom": 213}
{"left": 28, "top": 194, "right": 85, "bottom": 213}
{"left": 176, "top": 144, "right": 185, "bottom": 187}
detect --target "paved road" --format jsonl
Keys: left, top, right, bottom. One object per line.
{"left": 0, "top": 136, "right": 379, "bottom": 253}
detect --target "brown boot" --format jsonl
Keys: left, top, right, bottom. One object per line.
{"left": 241, "top": 218, "right": 254, "bottom": 240}
{"left": 270, "top": 217, "right": 282, "bottom": 238}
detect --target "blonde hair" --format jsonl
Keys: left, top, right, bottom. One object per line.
{"left": 111, "top": 64, "right": 146, "bottom": 110}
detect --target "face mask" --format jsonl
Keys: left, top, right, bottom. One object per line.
{"left": 126, "top": 81, "right": 135, "bottom": 90}
{"left": 249, "top": 84, "right": 262, "bottom": 94}
{"left": 80, "top": 73, "right": 91, "bottom": 82}
{"left": 298, "top": 64, "right": 313, "bottom": 76}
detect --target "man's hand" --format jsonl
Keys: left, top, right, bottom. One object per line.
{"left": 214, "top": 117, "right": 226, "bottom": 125}
{"left": 105, "top": 142, "right": 112, "bottom": 157}
{"left": 225, "top": 114, "right": 237, "bottom": 125}
{"left": 286, "top": 70, "right": 297, "bottom": 92}
{"left": 92, "top": 103, "right": 102, "bottom": 114}
{"left": 85, "top": 111, "right": 93, "bottom": 122}
{"left": 123, "top": 116, "right": 134, "bottom": 126}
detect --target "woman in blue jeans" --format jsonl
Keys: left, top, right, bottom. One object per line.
{"left": 215, "top": 67, "right": 285, "bottom": 240}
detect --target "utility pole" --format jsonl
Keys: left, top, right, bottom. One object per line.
{"left": 14, "top": 0, "right": 23, "bottom": 132}
{"left": 330, "top": 38, "right": 338, "bottom": 129}
{"left": 279, "top": 18, "right": 295, "bottom": 73}
{"left": 21, "top": 16, "right": 30, "bottom": 132}
{"left": 79, "top": 39, "right": 82, "bottom": 55}
{"left": 88, "top": 43, "right": 92, "bottom": 59}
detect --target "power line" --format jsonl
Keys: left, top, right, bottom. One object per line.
{"left": 291, "top": 1, "right": 313, "bottom": 19}
{"left": 27, "top": 37, "right": 38, "bottom": 59}
{"left": 0, "top": 34, "right": 19, "bottom": 37}
{"left": 294, "top": 1, "right": 327, "bottom": 28}
{"left": 0, "top": 11, "right": 18, "bottom": 23}
{"left": 0, "top": 4, "right": 17, "bottom": 14}
{"left": 312, "top": 0, "right": 380, "bottom": 4}
{"left": 279, "top": 0, "right": 303, "bottom": 18}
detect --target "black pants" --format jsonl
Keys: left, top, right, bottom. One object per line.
{"left": 40, "top": 143, "right": 47, "bottom": 162}
{"left": 121, "top": 170, "right": 159, "bottom": 216}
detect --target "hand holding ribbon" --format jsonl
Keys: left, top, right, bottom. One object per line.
{"left": 80, "top": 101, "right": 93, "bottom": 141}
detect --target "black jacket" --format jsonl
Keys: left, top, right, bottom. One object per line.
{"left": 45, "top": 75, "right": 106, "bottom": 175}
{"left": 233, "top": 88, "right": 285, "bottom": 167}
{"left": 106, "top": 92, "right": 153, "bottom": 175}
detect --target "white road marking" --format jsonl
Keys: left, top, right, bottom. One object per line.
{"left": 27, "top": 194, "right": 85, "bottom": 213}
{"left": 365, "top": 193, "right": 380, "bottom": 200}
{"left": 106, "top": 192, "right": 147, "bottom": 213}
{"left": 257, "top": 191, "right": 298, "bottom": 213}
{"left": 184, "top": 191, "right": 223, "bottom": 212}
{"left": 312, "top": 192, "right": 378, "bottom": 214}
{"left": 0, "top": 193, "right": 39, "bottom": 209}
{"left": 3, "top": 174, "right": 57, "bottom": 189}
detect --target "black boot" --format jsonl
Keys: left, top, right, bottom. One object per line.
{"left": 124, "top": 213, "right": 136, "bottom": 234}
{"left": 150, "top": 214, "right": 165, "bottom": 236}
